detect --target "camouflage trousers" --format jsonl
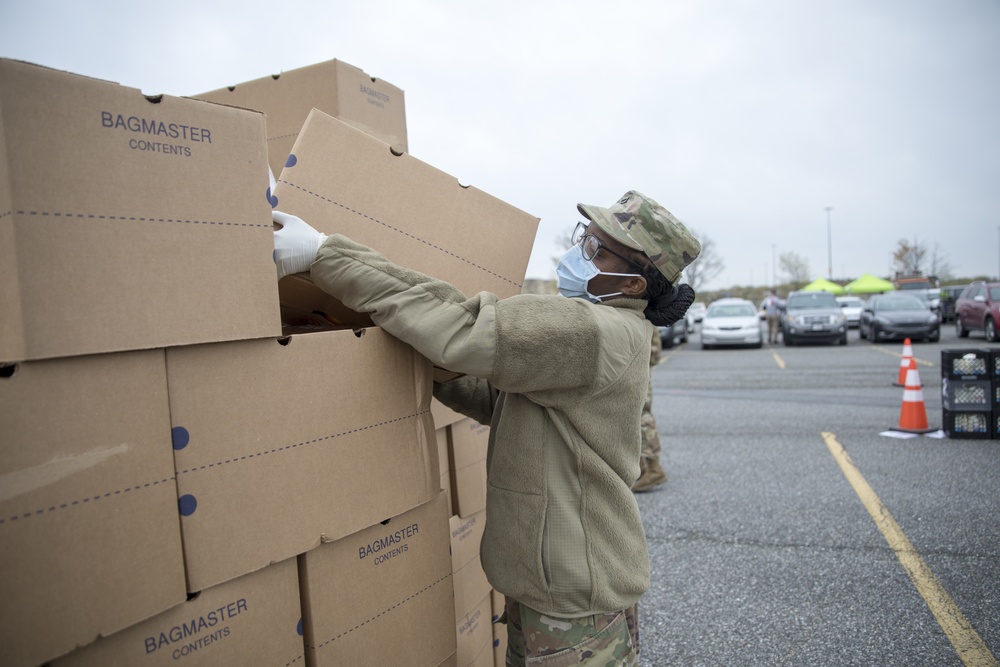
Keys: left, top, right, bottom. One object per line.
{"left": 640, "top": 376, "right": 661, "bottom": 466}
{"left": 502, "top": 596, "right": 640, "bottom": 666}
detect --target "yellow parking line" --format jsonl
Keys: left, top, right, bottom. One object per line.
{"left": 822, "top": 432, "right": 998, "bottom": 667}
{"left": 771, "top": 351, "right": 785, "bottom": 369}
{"left": 657, "top": 348, "right": 681, "bottom": 365}
{"left": 868, "top": 345, "right": 935, "bottom": 367}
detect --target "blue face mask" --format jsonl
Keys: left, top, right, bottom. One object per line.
{"left": 556, "top": 245, "right": 641, "bottom": 303}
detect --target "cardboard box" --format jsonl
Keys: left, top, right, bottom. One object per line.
{"left": 450, "top": 418, "right": 490, "bottom": 517}
{"left": 437, "top": 426, "right": 454, "bottom": 517}
{"left": 195, "top": 58, "right": 407, "bottom": 178}
{"left": 50, "top": 557, "right": 303, "bottom": 667}
{"left": 456, "top": 593, "right": 494, "bottom": 667}
{"left": 450, "top": 510, "right": 491, "bottom": 622}
{"left": 270, "top": 109, "right": 539, "bottom": 330}
{"left": 299, "top": 492, "right": 456, "bottom": 667}
{"left": 433, "top": 397, "right": 468, "bottom": 431}
{"left": 0, "top": 350, "right": 187, "bottom": 667}
{"left": 166, "top": 327, "right": 440, "bottom": 592}
{"left": 0, "top": 59, "right": 281, "bottom": 364}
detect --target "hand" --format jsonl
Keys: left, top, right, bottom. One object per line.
{"left": 273, "top": 210, "right": 327, "bottom": 280}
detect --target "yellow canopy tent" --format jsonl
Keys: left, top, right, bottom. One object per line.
{"left": 799, "top": 277, "right": 845, "bottom": 294}
{"left": 844, "top": 273, "right": 895, "bottom": 294}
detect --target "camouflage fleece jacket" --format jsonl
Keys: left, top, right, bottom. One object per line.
{"left": 310, "top": 234, "right": 652, "bottom": 618}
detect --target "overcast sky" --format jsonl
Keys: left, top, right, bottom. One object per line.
{"left": 2, "top": 0, "right": 997, "bottom": 291}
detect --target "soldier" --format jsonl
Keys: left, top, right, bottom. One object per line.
{"left": 274, "top": 191, "right": 699, "bottom": 666}
{"left": 633, "top": 328, "right": 667, "bottom": 492}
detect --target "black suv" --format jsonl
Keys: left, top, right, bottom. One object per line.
{"left": 955, "top": 281, "right": 1000, "bottom": 342}
{"left": 939, "top": 285, "right": 967, "bottom": 322}
{"left": 781, "top": 291, "right": 848, "bottom": 346}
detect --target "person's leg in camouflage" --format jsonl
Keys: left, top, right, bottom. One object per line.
{"left": 502, "top": 596, "right": 639, "bottom": 666}
{"left": 633, "top": 375, "right": 667, "bottom": 492}
{"left": 633, "top": 329, "right": 667, "bottom": 492}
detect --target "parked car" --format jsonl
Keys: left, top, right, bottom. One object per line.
{"left": 906, "top": 288, "right": 941, "bottom": 321}
{"left": 859, "top": 293, "right": 940, "bottom": 343}
{"left": 781, "top": 291, "right": 848, "bottom": 346}
{"left": 835, "top": 296, "right": 865, "bottom": 328}
{"left": 955, "top": 281, "right": 1000, "bottom": 342}
{"left": 685, "top": 301, "right": 707, "bottom": 333}
{"left": 938, "top": 285, "right": 968, "bottom": 322}
{"left": 700, "top": 298, "right": 762, "bottom": 349}
{"left": 658, "top": 321, "right": 688, "bottom": 348}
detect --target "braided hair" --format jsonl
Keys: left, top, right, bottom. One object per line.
{"left": 637, "top": 259, "right": 696, "bottom": 327}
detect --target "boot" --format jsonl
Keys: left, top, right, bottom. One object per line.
{"left": 632, "top": 459, "right": 667, "bottom": 493}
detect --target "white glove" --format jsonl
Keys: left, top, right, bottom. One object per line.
{"left": 273, "top": 210, "right": 327, "bottom": 280}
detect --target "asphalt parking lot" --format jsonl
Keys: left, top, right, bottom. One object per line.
{"left": 637, "top": 323, "right": 999, "bottom": 666}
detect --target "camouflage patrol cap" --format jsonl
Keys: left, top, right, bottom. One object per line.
{"left": 577, "top": 190, "right": 701, "bottom": 283}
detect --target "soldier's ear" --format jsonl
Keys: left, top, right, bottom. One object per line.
{"left": 621, "top": 275, "right": 647, "bottom": 297}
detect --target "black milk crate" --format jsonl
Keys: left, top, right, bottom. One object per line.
{"left": 941, "top": 379, "right": 991, "bottom": 411}
{"left": 942, "top": 408, "right": 991, "bottom": 439}
{"left": 993, "top": 349, "right": 1000, "bottom": 377}
{"left": 941, "top": 349, "right": 991, "bottom": 380}
{"left": 994, "top": 411, "right": 1000, "bottom": 440}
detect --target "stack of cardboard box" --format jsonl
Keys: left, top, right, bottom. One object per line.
{"left": 446, "top": 417, "right": 493, "bottom": 666}
{"left": 0, "top": 58, "right": 538, "bottom": 667}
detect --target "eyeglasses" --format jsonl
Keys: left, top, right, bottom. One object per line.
{"left": 572, "top": 222, "right": 645, "bottom": 272}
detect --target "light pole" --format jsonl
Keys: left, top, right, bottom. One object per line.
{"left": 825, "top": 207, "right": 833, "bottom": 279}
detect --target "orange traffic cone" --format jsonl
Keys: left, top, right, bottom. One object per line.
{"left": 893, "top": 338, "right": 914, "bottom": 386}
{"left": 892, "top": 357, "right": 935, "bottom": 434}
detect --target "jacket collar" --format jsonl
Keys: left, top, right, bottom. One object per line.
{"left": 601, "top": 297, "right": 647, "bottom": 312}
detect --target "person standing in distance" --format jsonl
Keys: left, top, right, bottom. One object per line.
{"left": 273, "top": 190, "right": 700, "bottom": 666}
{"left": 764, "top": 288, "right": 781, "bottom": 345}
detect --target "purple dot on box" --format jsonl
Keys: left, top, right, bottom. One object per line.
{"left": 285, "top": 154, "right": 297, "bottom": 168}
{"left": 266, "top": 187, "right": 279, "bottom": 209}
{"left": 171, "top": 426, "right": 190, "bottom": 450}
{"left": 178, "top": 494, "right": 198, "bottom": 516}
{"left": 297, "top": 618, "right": 303, "bottom": 636}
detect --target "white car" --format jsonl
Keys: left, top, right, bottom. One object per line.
{"left": 685, "top": 301, "right": 707, "bottom": 333}
{"left": 700, "top": 298, "right": 763, "bottom": 349}
{"left": 836, "top": 296, "right": 865, "bottom": 328}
